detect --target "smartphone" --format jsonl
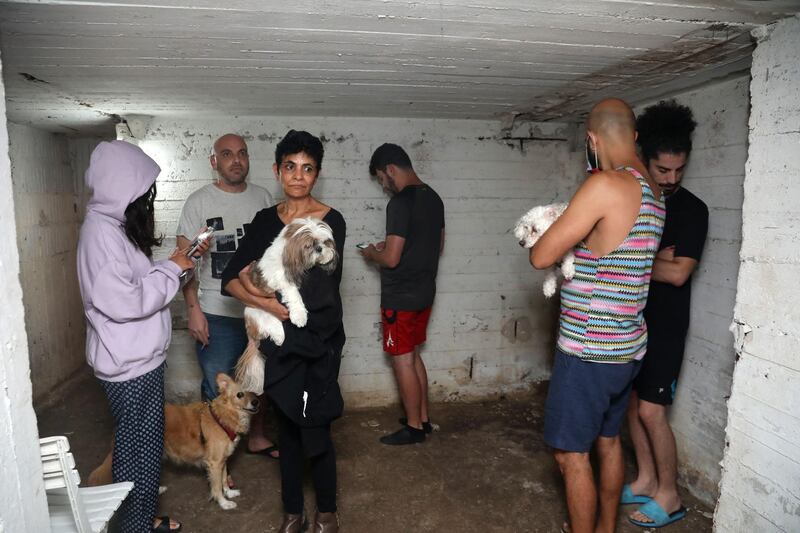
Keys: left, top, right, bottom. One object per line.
{"left": 355, "top": 242, "right": 369, "bottom": 249}
{"left": 187, "top": 226, "right": 215, "bottom": 257}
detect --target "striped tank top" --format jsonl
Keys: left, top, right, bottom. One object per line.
{"left": 557, "top": 167, "right": 665, "bottom": 363}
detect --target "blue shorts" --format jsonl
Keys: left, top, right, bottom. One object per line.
{"left": 543, "top": 350, "right": 641, "bottom": 452}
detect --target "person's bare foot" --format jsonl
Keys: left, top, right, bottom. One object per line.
{"left": 153, "top": 516, "right": 181, "bottom": 531}
{"left": 247, "top": 437, "right": 280, "bottom": 459}
{"left": 628, "top": 477, "right": 656, "bottom": 499}
{"left": 629, "top": 492, "right": 683, "bottom": 523}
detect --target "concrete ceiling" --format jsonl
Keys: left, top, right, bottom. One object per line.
{"left": 0, "top": 0, "right": 798, "bottom": 134}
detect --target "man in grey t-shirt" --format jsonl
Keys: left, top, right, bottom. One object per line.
{"left": 177, "top": 133, "right": 278, "bottom": 458}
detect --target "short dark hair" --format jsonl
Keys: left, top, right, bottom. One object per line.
{"left": 275, "top": 130, "right": 324, "bottom": 169}
{"left": 369, "top": 143, "right": 413, "bottom": 176}
{"left": 636, "top": 100, "right": 697, "bottom": 164}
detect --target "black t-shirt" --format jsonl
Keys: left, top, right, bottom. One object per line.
{"left": 381, "top": 183, "right": 445, "bottom": 311}
{"left": 644, "top": 187, "right": 708, "bottom": 335}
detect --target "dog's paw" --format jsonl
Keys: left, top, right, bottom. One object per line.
{"left": 224, "top": 488, "right": 241, "bottom": 499}
{"left": 271, "top": 328, "right": 285, "bottom": 346}
{"left": 561, "top": 254, "right": 576, "bottom": 279}
{"left": 290, "top": 308, "right": 308, "bottom": 327}
{"left": 218, "top": 498, "right": 237, "bottom": 510}
{"left": 543, "top": 276, "right": 558, "bottom": 298}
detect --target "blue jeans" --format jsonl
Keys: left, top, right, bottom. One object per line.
{"left": 197, "top": 313, "right": 248, "bottom": 401}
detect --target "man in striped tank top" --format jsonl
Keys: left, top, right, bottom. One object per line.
{"left": 529, "top": 98, "right": 665, "bottom": 533}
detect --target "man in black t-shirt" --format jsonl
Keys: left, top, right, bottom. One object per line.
{"left": 624, "top": 101, "right": 709, "bottom": 529}
{"left": 361, "top": 143, "right": 445, "bottom": 446}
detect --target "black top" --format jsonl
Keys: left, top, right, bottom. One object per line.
{"left": 220, "top": 205, "right": 346, "bottom": 456}
{"left": 644, "top": 187, "right": 708, "bottom": 335}
{"left": 381, "top": 183, "right": 445, "bottom": 311}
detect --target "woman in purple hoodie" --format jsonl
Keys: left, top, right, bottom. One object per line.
{"left": 77, "top": 141, "right": 201, "bottom": 533}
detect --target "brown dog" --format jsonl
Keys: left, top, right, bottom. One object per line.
{"left": 88, "top": 373, "right": 259, "bottom": 510}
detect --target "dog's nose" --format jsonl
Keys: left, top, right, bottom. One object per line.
{"left": 519, "top": 240, "right": 526, "bottom": 247}
{"left": 251, "top": 398, "right": 260, "bottom": 408}
{"left": 314, "top": 245, "right": 322, "bottom": 253}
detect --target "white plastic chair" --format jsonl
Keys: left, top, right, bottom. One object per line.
{"left": 40, "top": 436, "right": 133, "bottom": 533}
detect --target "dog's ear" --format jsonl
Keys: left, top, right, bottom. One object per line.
{"left": 544, "top": 206, "right": 560, "bottom": 221}
{"left": 321, "top": 239, "right": 339, "bottom": 272}
{"left": 216, "top": 373, "right": 232, "bottom": 394}
{"left": 282, "top": 223, "right": 312, "bottom": 285}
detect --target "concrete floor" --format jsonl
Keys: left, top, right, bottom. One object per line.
{"left": 36, "top": 376, "right": 713, "bottom": 533}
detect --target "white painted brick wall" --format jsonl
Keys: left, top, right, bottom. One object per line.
{"left": 636, "top": 75, "right": 751, "bottom": 505}
{"left": 715, "top": 15, "right": 800, "bottom": 533}
{"left": 138, "top": 116, "right": 580, "bottom": 404}
{"left": 7, "top": 123, "right": 91, "bottom": 403}
{"left": 0, "top": 54, "right": 50, "bottom": 533}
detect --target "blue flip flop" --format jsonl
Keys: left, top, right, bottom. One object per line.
{"left": 620, "top": 484, "right": 653, "bottom": 505}
{"left": 628, "top": 500, "right": 687, "bottom": 528}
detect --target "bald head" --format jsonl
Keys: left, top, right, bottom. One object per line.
{"left": 587, "top": 98, "right": 636, "bottom": 142}
{"left": 213, "top": 133, "right": 246, "bottom": 154}
{"left": 211, "top": 133, "right": 249, "bottom": 187}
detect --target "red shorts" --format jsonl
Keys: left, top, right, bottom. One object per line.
{"left": 381, "top": 307, "right": 432, "bottom": 355}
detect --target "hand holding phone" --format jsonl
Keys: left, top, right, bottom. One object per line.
{"left": 187, "top": 226, "right": 215, "bottom": 257}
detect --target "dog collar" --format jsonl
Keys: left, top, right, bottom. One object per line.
{"left": 207, "top": 403, "right": 237, "bottom": 441}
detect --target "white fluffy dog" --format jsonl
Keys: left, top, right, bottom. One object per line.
{"left": 513, "top": 203, "right": 576, "bottom": 297}
{"left": 236, "top": 217, "right": 338, "bottom": 394}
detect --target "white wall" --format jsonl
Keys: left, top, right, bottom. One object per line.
{"left": 7, "top": 123, "right": 93, "bottom": 403}
{"left": 634, "top": 75, "right": 751, "bottom": 504}
{"left": 0, "top": 53, "right": 50, "bottom": 533}
{"left": 715, "top": 15, "right": 800, "bottom": 533}
{"left": 138, "top": 116, "right": 580, "bottom": 404}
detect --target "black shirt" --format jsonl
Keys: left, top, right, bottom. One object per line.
{"left": 220, "top": 205, "right": 347, "bottom": 447}
{"left": 644, "top": 187, "right": 708, "bottom": 335}
{"left": 381, "top": 183, "right": 445, "bottom": 311}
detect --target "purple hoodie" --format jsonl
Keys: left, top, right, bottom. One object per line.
{"left": 77, "top": 141, "right": 183, "bottom": 382}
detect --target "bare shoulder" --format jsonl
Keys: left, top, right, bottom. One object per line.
{"left": 593, "top": 168, "right": 638, "bottom": 185}
{"left": 573, "top": 171, "right": 631, "bottom": 202}
{"left": 593, "top": 169, "right": 641, "bottom": 196}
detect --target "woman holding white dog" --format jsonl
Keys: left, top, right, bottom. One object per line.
{"left": 77, "top": 141, "right": 205, "bottom": 532}
{"left": 222, "top": 130, "right": 346, "bottom": 533}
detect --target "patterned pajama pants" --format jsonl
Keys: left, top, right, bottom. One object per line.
{"left": 99, "top": 363, "right": 165, "bottom": 533}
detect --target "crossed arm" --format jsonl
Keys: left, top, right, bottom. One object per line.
{"left": 651, "top": 246, "right": 698, "bottom": 287}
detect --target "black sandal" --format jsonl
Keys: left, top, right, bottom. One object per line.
{"left": 246, "top": 444, "right": 280, "bottom": 460}
{"left": 152, "top": 516, "right": 182, "bottom": 532}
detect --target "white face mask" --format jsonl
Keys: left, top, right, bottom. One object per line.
{"left": 585, "top": 137, "right": 600, "bottom": 173}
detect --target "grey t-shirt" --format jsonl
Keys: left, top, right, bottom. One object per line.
{"left": 177, "top": 182, "right": 273, "bottom": 318}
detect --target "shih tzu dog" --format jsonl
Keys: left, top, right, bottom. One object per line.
{"left": 236, "top": 217, "right": 338, "bottom": 394}
{"left": 513, "top": 203, "right": 576, "bottom": 298}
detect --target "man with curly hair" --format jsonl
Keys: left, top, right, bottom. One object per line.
{"left": 623, "top": 100, "right": 708, "bottom": 528}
